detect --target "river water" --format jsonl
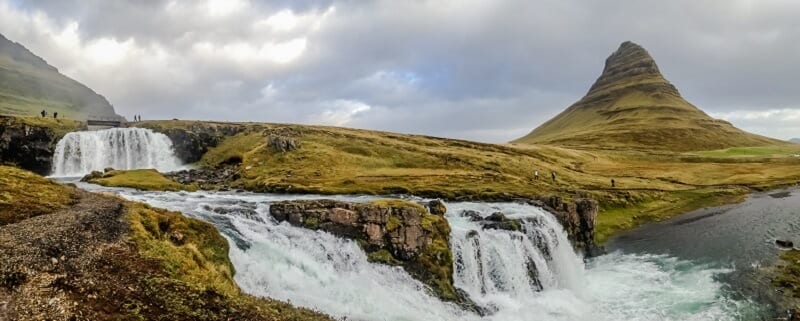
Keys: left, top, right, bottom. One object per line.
{"left": 74, "top": 182, "right": 771, "bottom": 321}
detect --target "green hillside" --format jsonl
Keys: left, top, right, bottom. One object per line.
{"left": 0, "top": 33, "right": 119, "bottom": 120}
{"left": 514, "top": 41, "right": 782, "bottom": 151}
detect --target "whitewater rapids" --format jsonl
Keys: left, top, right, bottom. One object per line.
{"left": 74, "top": 184, "right": 764, "bottom": 321}
{"left": 51, "top": 128, "right": 182, "bottom": 176}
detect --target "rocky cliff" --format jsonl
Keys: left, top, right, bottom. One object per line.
{"left": 134, "top": 121, "right": 246, "bottom": 164}
{"left": 0, "top": 116, "right": 85, "bottom": 175}
{"left": 269, "top": 199, "right": 460, "bottom": 303}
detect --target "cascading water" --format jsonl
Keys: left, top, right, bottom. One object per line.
{"left": 74, "top": 184, "right": 765, "bottom": 321}
{"left": 51, "top": 128, "right": 182, "bottom": 176}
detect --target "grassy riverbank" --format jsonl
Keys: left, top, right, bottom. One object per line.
{"left": 0, "top": 165, "right": 332, "bottom": 320}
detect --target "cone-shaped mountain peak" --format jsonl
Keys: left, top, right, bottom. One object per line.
{"left": 588, "top": 41, "right": 667, "bottom": 94}
{"left": 513, "top": 41, "right": 781, "bottom": 151}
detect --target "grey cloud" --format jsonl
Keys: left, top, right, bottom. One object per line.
{"left": 4, "top": 0, "right": 800, "bottom": 141}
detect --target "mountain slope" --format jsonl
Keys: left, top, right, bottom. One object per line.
{"left": 0, "top": 33, "right": 119, "bottom": 120}
{"left": 791, "top": 138, "right": 800, "bottom": 144}
{"left": 514, "top": 41, "right": 781, "bottom": 151}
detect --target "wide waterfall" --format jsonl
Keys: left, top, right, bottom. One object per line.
{"left": 74, "top": 185, "right": 762, "bottom": 321}
{"left": 51, "top": 128, "right": 182, "bottom": 176}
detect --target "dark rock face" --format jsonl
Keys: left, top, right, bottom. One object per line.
{"left": 426, "top": 199, "right": 447, "bottom": 216}
{"left": 137, "top": 123, "right": 245, "bottom": 164}
{"left": 531, "top": 196, "right": 600, "bottom": 256}
{"left": 0, "top": 116, "right": 82, "bottom": 175}
{"left": 269, "top": 199, "right": 461, "bottom": 302}
{"left": 271, "top": 200, "right": 433, "bottom": 261}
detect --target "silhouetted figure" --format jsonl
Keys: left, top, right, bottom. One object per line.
{"left": 534, "top": 170, "right": 539, "bottom": 180}
{"left": 53, "top": 112, "right": 58, "bottom": 119}
{"left": 611, "top": 179, "right": 615, "bottom": 187}
{"left": 551, "top": 171, "right": 556, "bottom": 182}
{"left": 41, "top": 110, "right": 46, "bottom": 118}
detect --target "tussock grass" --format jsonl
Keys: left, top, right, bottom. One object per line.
{"left": 0, "top": 165, "right": 75, "bottom": 225}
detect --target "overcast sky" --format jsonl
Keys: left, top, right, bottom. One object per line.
{"left": 2, "top": 0, "right": 799, "bottom": 142}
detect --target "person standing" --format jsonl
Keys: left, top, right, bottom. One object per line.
{"left": 611, "top": 179, "right": 615, "bottom": 188}
{"left": 41, "top": 109, "right": 46, "bottom": 118}
{"left": 534, "top": 170, "right": 539, "bottom": 180}
{"left": 551, "top": 171, "right": 556, "bottom": 182}
{"left": 53, "top": 112, "right": 58, "bottom": 119}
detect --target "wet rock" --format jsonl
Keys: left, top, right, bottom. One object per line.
{"left": 103, "top": 167, "right": 115, "bottom": 173}
{"left": 427, "top": 200, "right": 447, "bottom": 216}
{"left": 460, "top": 210, "right": 482, "bottom": 221}
{"left": 777, "top": 239, "right": 794, "bottom": 248}
{"left": 486, "top": 212, "right": 507, "bottom": 222}
{"left": 529, "top": 196, "right": 600, "bottom": 256}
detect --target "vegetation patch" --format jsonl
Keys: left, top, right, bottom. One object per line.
{"left": 0, "top": 165, "right": 75, "bottom": 225}
{"left": 85, "top": 169, "right": 198, "bottom": 192}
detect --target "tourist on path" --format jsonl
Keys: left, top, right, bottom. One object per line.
{"left": 551, "top": 171, "right": 556, "bottom": 182}
{"left": 534, "top": 170, "right": 539, "bottom": 180}
{"left": 40, "top": 109, "right": 46, "bottom": 118}
{"left": 53, "top": 112, "right": 58, "bottom": 119}
{"left": 611, "top": 179, "right": 615, "bottom": 188}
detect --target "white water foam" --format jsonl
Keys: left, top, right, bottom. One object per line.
{"left": 51, "top": 128, "right": 182, "bottom": 176}
{"left": 74, "top": 185, "right": 764, "bottom": 321}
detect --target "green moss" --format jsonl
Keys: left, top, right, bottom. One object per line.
{"left": 0, "top": 166, "right": 75, "bottom": 225}
{"left": 386, "top": 215, "right": 401, "bottom": 232}
{"left": 774, "top": 249, "right": 800, "bottom": 300}
{"left": 370, "top": 199, "right": 427, "bottom": 213}
{"left": 87, "top": 169, "right": 197, "bottom": 192}
{"left": 410, "top": 213, "right": 458, "bottom": 301}
{"left": 367, "top": 249, "right": 402, "bottom": 265}
{"left": 304, "top": 217, "right": 320, "bottom": 229}
{"left": 126, "top": 202, "right": 236, "bottom": 295}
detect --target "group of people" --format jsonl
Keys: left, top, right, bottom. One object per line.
{"left": 40, "top": 109, "right": 58, "bottom": 119}
{"left": 533, "top": 170, "right": 557, "bottom": 182}
{"left": 132, "top": 114, "right": 142, "bottom": 122}
{"left": 534, "top": 169, "right": 616, "bottom": 187}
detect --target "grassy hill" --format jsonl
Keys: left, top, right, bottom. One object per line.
{"left": 514, "top": 41, "right": 783, "bottom": 151}
{"left": 136, "top": 120, "right": 800, "bottom": 242}
{"left": 0, "top": 33, "right": 119, "bottom": 120}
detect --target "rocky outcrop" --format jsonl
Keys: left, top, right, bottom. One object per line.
{"left": 0, "top": 116, "right": 85, "bottom": 175}
{"left": 532, "top": 196, "right": 599, "bottom": 256}
{"left": 136, "top": 122, "right": 245, "bottom": 164}
{"left": 269, "top": 199, "right": 460, "bottom": 302}
{"left": 166, "top": 165, "right": 240, "bottom": 190}
{"left": 266, "top": 136, "right": 299, "bottom": 153}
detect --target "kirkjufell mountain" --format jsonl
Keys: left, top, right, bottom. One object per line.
{"left": 514, "top": 41, "right": 781, "bottom": 151}
{"left": 0, "top": 33, "right": 119, "bottom": 120}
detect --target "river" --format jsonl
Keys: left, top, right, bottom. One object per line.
{"left": 72, "top": 181, "right": 773, "bottom": 321}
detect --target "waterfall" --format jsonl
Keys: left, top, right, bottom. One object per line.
{"left": 72, "top": 185, "right": 761, "bottom": 321}
{"left": 51, "top": 128, "right": 182, "bottom": 176}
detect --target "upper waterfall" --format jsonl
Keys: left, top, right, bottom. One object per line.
{"left": 51, "top": 127, "right": 182, "bottom": 176}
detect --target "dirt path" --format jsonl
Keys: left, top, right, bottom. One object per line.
{"left": 0, "top": 190, "right": 126, "bottom": 320}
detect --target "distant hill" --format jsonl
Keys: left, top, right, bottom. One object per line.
{"left": 514, "top": 41, "right": 782, "bottom": 151}
{"left": 0, "top": 33, "right": 119, "bottom": 120}
{"left": 791, "top": 138, "right": 800, "bottom": 144}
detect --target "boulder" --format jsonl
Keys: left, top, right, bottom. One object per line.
{"left": 427, "top": 199, "right": 447, "bottom": 216}
{"left": 529, "top": 196, "right": 600, "bottom": 256}
{"left": 777, "top": 239, "right": 794, "bottom": 248}
{"left": 267, "top": 136, "right": 299, "bottom": 153}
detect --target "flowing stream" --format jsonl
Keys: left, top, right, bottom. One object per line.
{"left": 51, "top": 128, "right": 182, "bottom": 176}
{"left": 75, "top": 183, "right": 767, "bottom": 321}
